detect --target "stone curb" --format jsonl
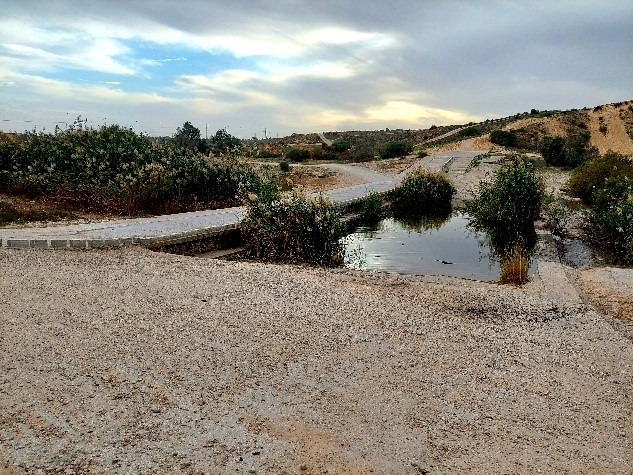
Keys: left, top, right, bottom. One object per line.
{"left": 0, "top": 169, "right": 424, "bottom": 250}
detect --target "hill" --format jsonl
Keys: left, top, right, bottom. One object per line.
{"left": 267, "top": 100, "right": 633, "bottom": 156}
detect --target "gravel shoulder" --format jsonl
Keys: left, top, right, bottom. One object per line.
{"left": 1, "top": 247, "right": 631, "bottom": 474}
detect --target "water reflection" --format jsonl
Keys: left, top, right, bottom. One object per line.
{"left": 468, "top": 220, "right": 537, "bottom": 284}
{"left": 394, "top": 208, "right": 453, "bottom": 233}
{"left": 344, "top": 212, "right": 509, "bottom": 281}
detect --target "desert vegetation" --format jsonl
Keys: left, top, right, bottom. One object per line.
{"left": 466, "top": 159, "right": 544, "bottom": 284}
{"left": 240, "top": 192, "right": 346, "bottom": 266}
{"left": 390, "top": 168, "right": 455, "bottom": 217}
{"left": 0, "top": 121, "right": 267, "bottom": 215}
{"left": 568, "top": 151, "right": 633, "bottom": 263}
{"left": 540, "top": 131, "right": 598, "bottom": 168}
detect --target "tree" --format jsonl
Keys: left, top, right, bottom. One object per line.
{"left": 211, "top": 128, "right": 241, "bottom": 154}
{"left": 540, "top": 136, "right": 566, "bottom": 166}
{"left": 174, "top": 121, "right": 203, "bottom": 152}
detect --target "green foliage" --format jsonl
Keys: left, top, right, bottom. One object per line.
{"left": 350, "top": 144, "right": 375, "bottom": 162}
{"left": 416, "top": 149, "right": 429, "bottom": 158}
{"left": 211, "top": 128, "right": 241, "bottom": 154}
{"left": 173, "top": 121, "right": 204, "bottom": 152}
{"left": 279, "top": 160, "right": 290, "bottom": 173}
{"left": 540, "top": 132, "right": 598, "bottom": 167}
{"left": 257, "top": 150, "right": 282, "bottom": 159}
{"left": 542, "top": 196, "right": 574, "bottom": 236}
{"left": 241, "top": 193, "right": 346, "bottom": 266}
{"left": 331, "top": 139, "right": 351, "bottom": 153}
{"left": 359, "top": 192, "right": 384, "bottom": 222}
{"left": 0, "top": 124, "right": 265, "bottom": 214}
{"left": 285, "top": 147, "right": 310, "bottom": 162}
{"left": 390, "top": 168, "right": 455, "bottom": 216}
{"left": 317, "top": 149, "right": 339, "bottom": 161}
{"left": 591, "top": 178, "right": 633, "bottom": 263}
{"left": 380, "top": 142, "right": 412, "bottom": 159}
{"left": 458, "top": 126, "right": 483, "bottom": 138}
{"left": 540, "top": 136, "right": 566, "bottom": 165}
{"left": 568, "top": 151, "right": 633, "bottom": 204}
{"left": 566, "top": 131, "right": 598, "bottom": 166}
{"left": 489, "top": 129, "right": 518, "bottom": 147}
{"left": 467, "top": 161, "right": 544, "bottom": 233}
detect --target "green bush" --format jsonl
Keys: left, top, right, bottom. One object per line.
{"left": 568, "top": 151, "right": 633, "bottom": 204}
{"left": 359, "top": 192, "right": 384, "bottom": 222}
{"left": 258, "top": 150, "right": 282, "bottom": 159}
{"left": 241, "top": 193, "right": 346, "bottom": 266}
{"left": 490, "top": 130, "right": 518, "bottom": 147}
{"left": 591, "top": 177, "right": 633, "bottom": 263}
{"left": 390, "top": 168, "right": 455, "bottom": 216}
{"left": 458, "top": 126, "right": 483, "bottom": 138}
{"left": 540, "top": 132, "right": 598, "bottom": 168}
{"left": 0, "top": 124, "right": 266, "bottom": 214}
{"left": 467, "top": 161, "right": 544, "bottom": 233}
{"left": 279, "top": 160, "right": 290, "bottom": 173}
{"left": 540, "top": 136, "right": 566, "bottom": 166}
{"left": 350, "top": 144, "right": 375, "bottom": 162}
{"left": 285, "top": 147, "right": 310, "bottom": 162}
{"left": 331, "top": 139, "right": 351, "bottom": 153}
{"left": 380, "top": 142, "right": 412, "bottom": 159}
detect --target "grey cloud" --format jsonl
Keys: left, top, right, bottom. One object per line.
{"left": 2, "top": 0, "right": 632, "bottom": 134}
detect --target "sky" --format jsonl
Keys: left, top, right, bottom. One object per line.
{"left": 1, "top": 1, "right": 631, "bottom": 138}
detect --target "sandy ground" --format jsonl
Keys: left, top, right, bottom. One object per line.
{"left": 585, "top": 105, "right": 633, "bottom": 155}
{"left": 1, "top": 248, "right": 632, "bottom": 475}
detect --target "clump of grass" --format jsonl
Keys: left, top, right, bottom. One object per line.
{"left": 499, "top": 246, "right": 529, "bottom": 285}
{"left": 241, "top": 192, "right": 346, "bottom": 266}
{"left": 390, "top": 168, "right": 455, "bottom": 217}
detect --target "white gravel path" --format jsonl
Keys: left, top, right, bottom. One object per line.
{"left": 1, "top": 247, "right": 631, "bottom": 474}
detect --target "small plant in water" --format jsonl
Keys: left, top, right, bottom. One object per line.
{"left": 499, "top": 246, "right": 529, "bottom": 285}
{"left": 467, "top": 159, "right": 543, "bottom": 285}
{"left": 359, "top": 192, "right": 384, "bottom": 222}
{"left": 390, "top": 168, "right": 455, "bottom": 217}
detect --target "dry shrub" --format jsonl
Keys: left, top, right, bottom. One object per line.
{"left": 500, "top": 247, "right": 529, "bottom": 285}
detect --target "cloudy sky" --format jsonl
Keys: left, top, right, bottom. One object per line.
{"left": 1, "top": 1, "right": 631, "bottom": 137}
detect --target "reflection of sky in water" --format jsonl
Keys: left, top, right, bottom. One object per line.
{"left": 344, "top": 212, "right": 535, "bottom": 282}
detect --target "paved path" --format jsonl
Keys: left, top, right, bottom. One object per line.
{"left": 0, "top": 151, "right": 482, "bottom": 249}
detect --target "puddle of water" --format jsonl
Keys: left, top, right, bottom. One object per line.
{"left": 344, "top": 212, "right": 523, "bottom": 282}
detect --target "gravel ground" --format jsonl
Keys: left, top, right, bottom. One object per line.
{"left": 1, "top": 247, "right": 632, "bottom": 475}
